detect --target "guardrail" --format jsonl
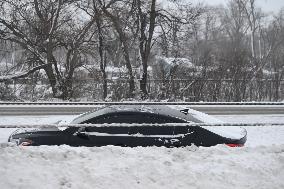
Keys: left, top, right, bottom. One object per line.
{"left": 0, "top": 123, "right": 284, "bottom": 128}
{"left": 1, "top": 102, "right": 284, "bottom": 115}
{"left": 1, "top": 102, "right": 284, "bottom": 105}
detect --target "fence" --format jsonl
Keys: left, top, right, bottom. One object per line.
{"left": 0, "top": 78, "right": 283, "bottom": 101}
{"left": 146, "top": 79, "right": 284, "bottom": 102}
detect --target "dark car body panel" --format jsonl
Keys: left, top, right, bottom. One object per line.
{"left": 9, "top": 125, "right": 247, "bottom": 147}
{"left": 8, "top": 105, "right": 247, "bottom": 147}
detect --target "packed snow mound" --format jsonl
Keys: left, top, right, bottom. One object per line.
{"left": 0, "top": 145, "right": 283, "bottom": 189}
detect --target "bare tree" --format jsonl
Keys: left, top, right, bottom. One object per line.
{"left": 97, "top": 0, "right": 136, "bottom": 98}
{"left": 0, "top": 0, "right": 96, "bottom": 99}
{"left": 133, "top": 0, "right": 157, "bottom": 99}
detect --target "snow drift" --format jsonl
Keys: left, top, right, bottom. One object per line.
{"left": 0, "top": 114, "right": 284, "bottom": 189}
{"left": 0, "top": 144, "right": 283, "bottom": 189}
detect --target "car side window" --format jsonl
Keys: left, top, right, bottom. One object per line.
{"left": 142, "top": 113, "right": 187, "bottom": 123}
{"left": 83, "top": 112, "right": 187, "bottom": 124}
{"left": 82, "top": 113, "right": 116, "bottom": 124}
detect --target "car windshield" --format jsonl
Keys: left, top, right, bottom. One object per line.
{"left": 71, "top": 106, "right": 109, "bottom": 123}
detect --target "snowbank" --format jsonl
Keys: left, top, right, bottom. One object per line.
{"left": 0, "top": 114, "right": 284, "bottom": 189}
{"left": 0, "top": 144, "right": 283, "bottom": 189}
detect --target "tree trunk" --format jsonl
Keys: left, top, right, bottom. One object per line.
{"left": 102, "top": 69, "right": 108, "bottom": 100}
{"left": 96, "top": 14, "right": 108, "bottom": 100}
{"left": 137, "top": 0, "right": 156, "bottom": 99}
{"left": 43, "top": 64, "right": 58, "bottom": 97}
{"left": 140, "top": 64, "right": 148, "bottom": 99}
{"left": 102, "top": 8, "right": 135, "bottom": 98}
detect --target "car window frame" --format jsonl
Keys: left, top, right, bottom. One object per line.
{"left": 81, "top": 111, "right": 188, "bottom": 124}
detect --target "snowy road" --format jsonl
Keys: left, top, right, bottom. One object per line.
{"left": 0, "top": 114, "right": 284, "bottom": 189}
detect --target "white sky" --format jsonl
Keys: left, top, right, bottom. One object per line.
{"left": 189, "top": 0, "right": 284, "bottom": 14}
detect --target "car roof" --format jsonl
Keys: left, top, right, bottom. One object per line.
{"left": 70, "top": 105, "right": 222, "bottom": 124}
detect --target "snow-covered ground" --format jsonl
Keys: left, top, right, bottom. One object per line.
{"left": 1, "top": 144, "right": 283, "bottom": 189}
{"left": 0, "top": 114, "right": 284, "bottom": 189}
{"left": 215, "top": 114, "right": 284, "bottom": 124}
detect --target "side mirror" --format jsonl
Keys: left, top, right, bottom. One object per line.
{"left": 180, "top": 109, "right": 189, "bottom": 115}
{"left": 73, "top": 127, "right": 90, "bottom": 140}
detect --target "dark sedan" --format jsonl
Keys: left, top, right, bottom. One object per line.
{"left": 8, "top": 105, "right": 247, "bottom": 147}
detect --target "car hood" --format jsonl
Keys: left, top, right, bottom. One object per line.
{"left": 9, "top": 127, "right": 60, "bottom": 138}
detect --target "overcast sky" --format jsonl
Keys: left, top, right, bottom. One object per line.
{"left": 190, "top": 0, "right": 284, "bottom": 14}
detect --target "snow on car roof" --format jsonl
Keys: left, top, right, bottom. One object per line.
{"left": 71, "top": 105, "right": 203, "bottom": 124}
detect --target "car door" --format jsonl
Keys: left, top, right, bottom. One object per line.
{"left": 80, "top": 112, "right": 177, "bottom": 147}
{"left": 69, "top": 112, "right": 186, "bottom": 147}
{"left": 81, "top": 113, "right": 132, "bottom": 146}
{"left": 65, "top": 127, "right": 96, "bottom": 147}
{"left": 126, "top": 112, "right": 183, "bottom": 147}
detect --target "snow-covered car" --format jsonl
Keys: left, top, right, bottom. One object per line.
{"left": 8, "top": 105, "right": 247, "bottom": 147}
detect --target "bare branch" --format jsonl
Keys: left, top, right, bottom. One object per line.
{"left": 0, "top": 63, "right": 51, "bottom": 82}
